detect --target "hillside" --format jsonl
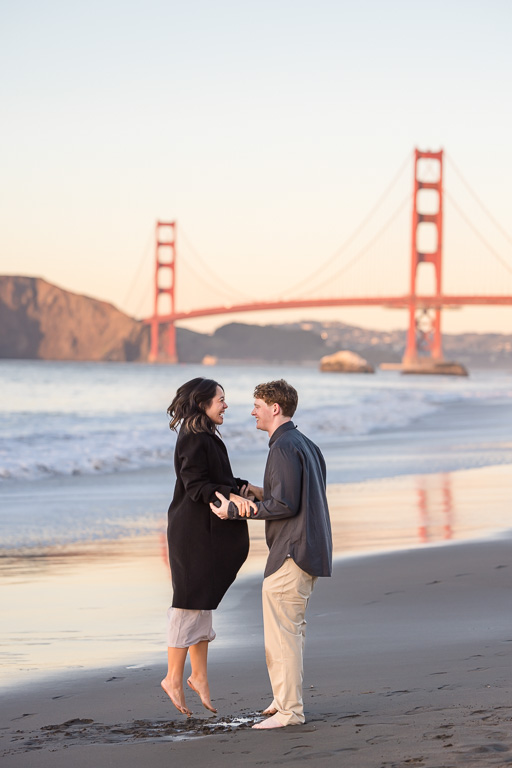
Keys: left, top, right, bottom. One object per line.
{"left": 0, "top": 276, "right": 148, "bottom": 361}
{"left": 0, "top": 277, "right": 327, "bottom": 363}
{"left": 1, "top": 276, "right": 511, "bottom": 367}
{"left": 283, "top": 320, "right": 512, "bottom": 368}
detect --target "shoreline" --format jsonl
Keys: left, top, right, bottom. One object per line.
{"left": 1, "top": 461, "right": 512, "bottom": 695}
{"left": 2, "top": 391, "right": 512, "bottom": 491}
{"left": 2, "top": 459, "right": 511, "bottom": 556}
{"left": 2, "top": 534, "right": 512, "bottom": 767}
{"left": 3, "top": 523, "right": 512, "bottom": 696}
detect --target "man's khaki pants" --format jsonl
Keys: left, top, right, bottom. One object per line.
{"left": 262, "top": 557, "right": 317, "bottom": 725}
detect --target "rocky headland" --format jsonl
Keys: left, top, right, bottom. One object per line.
{"left": 0, "top": 276, "right": 147, "bottom": 361}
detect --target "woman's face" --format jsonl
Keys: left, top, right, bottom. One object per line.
{"left": 204, "top": 386, "right": 228, "bottom": 425}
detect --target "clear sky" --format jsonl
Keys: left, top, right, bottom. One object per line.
{"left": 2, "top": 0, "right": 512, "bottom": 335}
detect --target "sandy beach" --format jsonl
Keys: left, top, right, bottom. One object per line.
{"left": 1, "top": 463, "right": 512, "bottom": 767}
{"left": 1, "top": 536, "right": 512, "bottom": 767}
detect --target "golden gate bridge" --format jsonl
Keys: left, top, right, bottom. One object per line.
{"left": 139, "top": 148, "right": 512, "bottom": 371}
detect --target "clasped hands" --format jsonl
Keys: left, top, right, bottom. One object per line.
{"left": 210, "top": 484, "right": 259, "bottom": 520}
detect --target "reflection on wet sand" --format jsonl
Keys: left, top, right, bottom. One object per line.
{"left": 417, "top": 473, "right": 453, "bottom": 543}
{"left": 1, "top": 464, "right": 511, "bottom": 687}
{"left": 327, "top": 463, "right": 510, "bottom": 557}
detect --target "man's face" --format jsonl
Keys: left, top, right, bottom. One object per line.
{"left": 251, "top": 398, "right": 275, "bottom": 432}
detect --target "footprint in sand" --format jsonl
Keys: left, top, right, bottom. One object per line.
{"left": 11, "top": 714, "right": 36, "bottom": 721}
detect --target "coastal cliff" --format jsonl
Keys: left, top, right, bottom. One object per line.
{"left": 0, "top": 276, "right": 148, "bottom": 361}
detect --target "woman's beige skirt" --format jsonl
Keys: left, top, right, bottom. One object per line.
{"left": 166, "top": 607, "right": 216, "bottom": 648}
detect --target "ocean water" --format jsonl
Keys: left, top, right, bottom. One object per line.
{"left": 1, "top": 360, "right": 511, "bottom": 550}
{"left": 1, "top": 360, "right": 511, "bottom": 482}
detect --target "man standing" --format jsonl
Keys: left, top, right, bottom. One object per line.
{"left": 211, "top": 379, "right": 332, "bottom": 729}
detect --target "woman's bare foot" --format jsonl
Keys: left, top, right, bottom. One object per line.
{"left": 161, "top": 677, "right": 191, "bottom": 716}
{"left": 262, "top": 705, "right": 278, "bottom": 716}
{"left": 253, "top": 714, "right": 285, "bottom": 730}
{"left": 187, "top": 676, "right": 217, "bottom": 713}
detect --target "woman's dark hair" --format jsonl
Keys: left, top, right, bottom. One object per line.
{"left": 167, "top": 377, "right": 223, "bottom": 434}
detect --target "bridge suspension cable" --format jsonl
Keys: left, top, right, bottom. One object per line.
{"left": 132, "top": 269, "right": 155, "bottom": 319}
{"left": 178, "top": 225, "right": 254, "bottom": 303}
{"left": 294, "top": 192, "right": 411, "bottom": 297}
{"left": 280, "top": 151, "right": 412, "bottom": 298}
{"left": 122, "top": 227, "right": 154, "bottom": 318}
{"left": 444, "top": 189, "right": 512, "bottom": 276}
{"left": 178, "top": 249, "right": 241, "bottom": 305}
{"left": 446, "top": 153, "right": 512, "bottom": 248}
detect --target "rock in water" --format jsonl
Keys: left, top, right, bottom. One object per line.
{"left": 320, "top": 350, "right": 374, "bottom": 373}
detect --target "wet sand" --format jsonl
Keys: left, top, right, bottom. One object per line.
{"left": 2, "top": 537, "right": 512, "bottom": 767}
{"left": 2, "top": 465, "right": 511, "bottom": 687}
{"left": 1, "top": 464, "right": 512, "bottom": 766}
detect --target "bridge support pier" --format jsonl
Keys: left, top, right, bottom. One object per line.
{"left": 402, "top": 149, "right": 467, "bottom": 376}
{"left": 148, "top": 221, "right": 178, "bottom": 364}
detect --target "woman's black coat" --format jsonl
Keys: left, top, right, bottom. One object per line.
{"left": 167, "top": 427, "right": 249, "bottom": 609}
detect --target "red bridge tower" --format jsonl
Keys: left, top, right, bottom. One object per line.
{"left": 149, "top": 221, "right": 177, "bottom": 363}
{"left": 403, "top": 148, "right": 444, "bottom": 369}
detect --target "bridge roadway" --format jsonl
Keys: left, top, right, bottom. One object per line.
{"left": 146, "top": 294, "right": 512, "bottom": 324}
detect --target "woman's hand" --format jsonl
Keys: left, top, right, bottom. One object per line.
{"left": 210, "top": 492, "right": 230, "bottom": 519}
{"left": 210, "top": 492, "right": 258, "bottom": 519}
{"left": 229, "top": 493, "right": 258, "bottom": 518}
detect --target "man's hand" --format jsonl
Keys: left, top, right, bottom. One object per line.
{"left": 239, "top": 484, "right": 255, "bottom": 500}
{"left": 210, "top": 492, "right": 230, "bottom": 519}
{"left": 240, "top": 483, "right": 263, "bottom": 501}
{"left": 229, "top": 493, "right": 258, "bottom": 518}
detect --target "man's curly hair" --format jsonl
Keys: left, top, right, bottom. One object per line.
{"left": 253, "top": 379, "right": 298, "bottom": 418}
